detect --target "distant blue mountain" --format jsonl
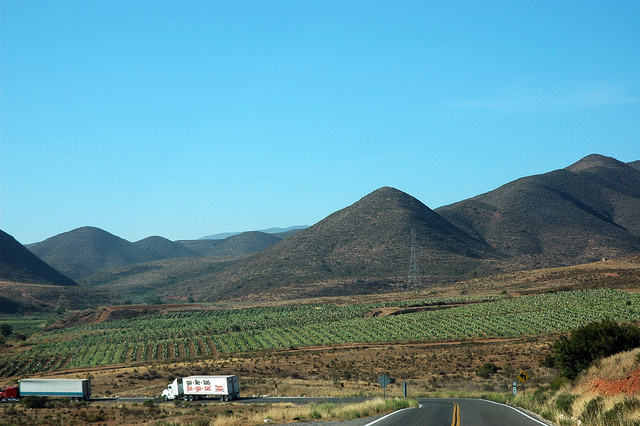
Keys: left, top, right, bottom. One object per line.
{"left": 199, "top": 226, "right": 308, "bottom": 240}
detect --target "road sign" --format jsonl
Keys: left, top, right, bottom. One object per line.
{"left": 513, "top": 381, "right": 517, "bottom": 396}
{"left": 378, "top": 374, "right": 391, "bottom": 400}
{"left": 378, "top": 374, "right": 391, "bottom": 388}
{"left": 518, "top": 371, "right": 529, "bottom": 384}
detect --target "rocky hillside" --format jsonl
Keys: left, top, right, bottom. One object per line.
{"left": 436, "top": 154, "right": 640, "bottom": 269}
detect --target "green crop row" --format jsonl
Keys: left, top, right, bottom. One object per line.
{"left": 1, "top": 289, "right": 638, "bottom": 377}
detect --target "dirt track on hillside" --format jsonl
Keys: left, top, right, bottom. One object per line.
{"left": 45, "top": 303, "right": 205, "bottom": 330}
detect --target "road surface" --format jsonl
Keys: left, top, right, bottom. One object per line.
{"left": 100, "top": 396, "right": 552, "bottom": 425}
{"left": 368, "top": 398, "right": 551, "bottom": 426}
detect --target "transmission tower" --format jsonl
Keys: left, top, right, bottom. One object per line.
{"left": 407, "top": 228, "right": 420, "bottom": 293}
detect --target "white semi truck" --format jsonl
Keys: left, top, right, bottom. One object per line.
{"left": 161, "top": 375, "right": 239, "bottom": 401}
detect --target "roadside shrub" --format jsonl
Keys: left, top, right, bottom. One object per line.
{"left": 549, "top": 375, "right": 569, "bottom": 393}
{"left": 80, "top": 409, "right": 108, "bottom": 423}
{"left": 476, "top": 362, "right": 499, "bottom": 379}
{"left": 553, "top": 319, "right": 640, "bottom": 379}
{"left": 21, "top": 395, "right": 47, "bottom": 409}
{"left": 602, "top": 402, "right": 626, "bottom": 424}
{"left": 532, "top": 386, "right": 549, "bottom": 404}
{"left": 581, "top": 397, "right": 603, "bottom": 424}
{"left": 621, "top": 397, "right": 640, "bottom": 410}
{"left": 45, "top": 398, "right": 71, "bottom": 408}
{"left": 540, "top": 353, "right": 556, "bottom": 368}
{"left": 384, "top": 398, "right": 415, "bottom": 410}
{"left": 555, "top": 394, "right": 578, "bottom": 415}
{"left": 3, "top": 405, "right": 19, "bottom": 416}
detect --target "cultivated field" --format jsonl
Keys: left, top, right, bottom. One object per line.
{"left": 2, "top": 288, "right": 639, "bottom": 379}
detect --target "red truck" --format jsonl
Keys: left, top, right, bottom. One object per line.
{"left": 0, "top": 385, "right": 19, "bottom": 402}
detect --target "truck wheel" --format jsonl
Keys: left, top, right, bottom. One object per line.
{"left": 223, "top": 395, "right": 229, "bottom": 402}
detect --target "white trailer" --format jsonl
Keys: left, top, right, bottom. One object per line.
{"left": 19, "top": 379, "right": 91, "bottom": 401}
{"left": 161, "top": 375, "right": 239, "bottom": 401}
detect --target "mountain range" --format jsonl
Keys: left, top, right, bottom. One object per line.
{"left": 199, "top": 226, "right": 308, "bottom": 240}
{"left": 3, "top": 153, "right": 640, "bottom": 309}
{"left": 436, "top": 154, "right": 640, "bottom": 268}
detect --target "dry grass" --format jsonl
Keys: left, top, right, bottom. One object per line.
{"left": 579, "top": 348, "right": 640, "bottom": 383}
{"left": 211, "top": 397, "right": 417, "bottom": 426}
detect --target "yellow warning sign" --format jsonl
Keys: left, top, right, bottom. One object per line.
{"left": 518, "top": 371, "right": 530, "bottom": 384}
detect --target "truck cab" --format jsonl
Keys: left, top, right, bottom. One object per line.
{"left": 0, "top": 386, "right": 19, "bottom": 402}
{"left": 161, "top": 375, "right": 239, "bottom": 401}
{"left": 161, "top": 379, "right": 179, "bottom": 401}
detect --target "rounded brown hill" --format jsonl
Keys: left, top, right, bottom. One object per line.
{"left": 436, "top": 154, "right": 640, "bottom": 268}
{"left": 27, "top": 226, "right": 165, "bottom": 280}
{"left": 0, "top": 229, "right": 76, "bottom": 286}
{"left": 181, "top": 187, "right": 498, "bottom": 301}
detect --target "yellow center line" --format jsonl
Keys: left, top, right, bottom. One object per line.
{"left": 451, "top": 402, "right": 460, "bottom": 426}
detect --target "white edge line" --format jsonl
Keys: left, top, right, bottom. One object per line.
{"left": 479, "top": 398, "right": 550, "bottom": 426}
{"left": 364, "top": 406, "right": 417, "bottom": 426}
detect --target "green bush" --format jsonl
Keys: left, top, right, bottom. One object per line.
{"left": 549, "top": 376, "right": 569, "bottom": 393}
{"left": 581, "top": 397, "right": 603, "bottom": 424}
{"left": 476, "top": 362, "right": 499, "bottom": 379}
{"left": 621, "top": 397, "right": 640, "bottom": 410}
{"left": 0, "top": 323, "right": 12, "bottom": 337}
{"left": 540, "top": 353, "right": 556, "bottom": 368}
{"left": 21, "top": 396, "right": 47, "bottom": 409}
{"left": 555, "top": 394, "right": 578, "bottom": 415}
{"left": 603, "top": 402, "right": 626, "bottom": 424}
{"left": 384, "top": 398, "right": 415, "bottom": 410}
{"left": 553, "top": 319, "right": 640, "bottom": 379}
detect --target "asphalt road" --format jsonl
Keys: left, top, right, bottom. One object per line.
{"left": 368, "top": 398, "right": 551, "bottom": 426}
{"left": 99, "top": 396, "right": 553, "bottom": 425}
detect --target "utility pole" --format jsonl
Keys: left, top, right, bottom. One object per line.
{"left": 407, "top": 228, "right": 420, "bottom": 293}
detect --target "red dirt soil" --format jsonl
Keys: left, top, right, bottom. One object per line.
{"left": 593, "top": 369, "right": 640, "bottom": 395}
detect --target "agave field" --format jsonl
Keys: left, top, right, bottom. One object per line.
{"left": 1, "top": 289, "right": 639, "bottom": 377}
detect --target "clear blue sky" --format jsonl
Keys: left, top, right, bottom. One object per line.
{"left": 2, "top": 1, "right": 639, "bottom": 244}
